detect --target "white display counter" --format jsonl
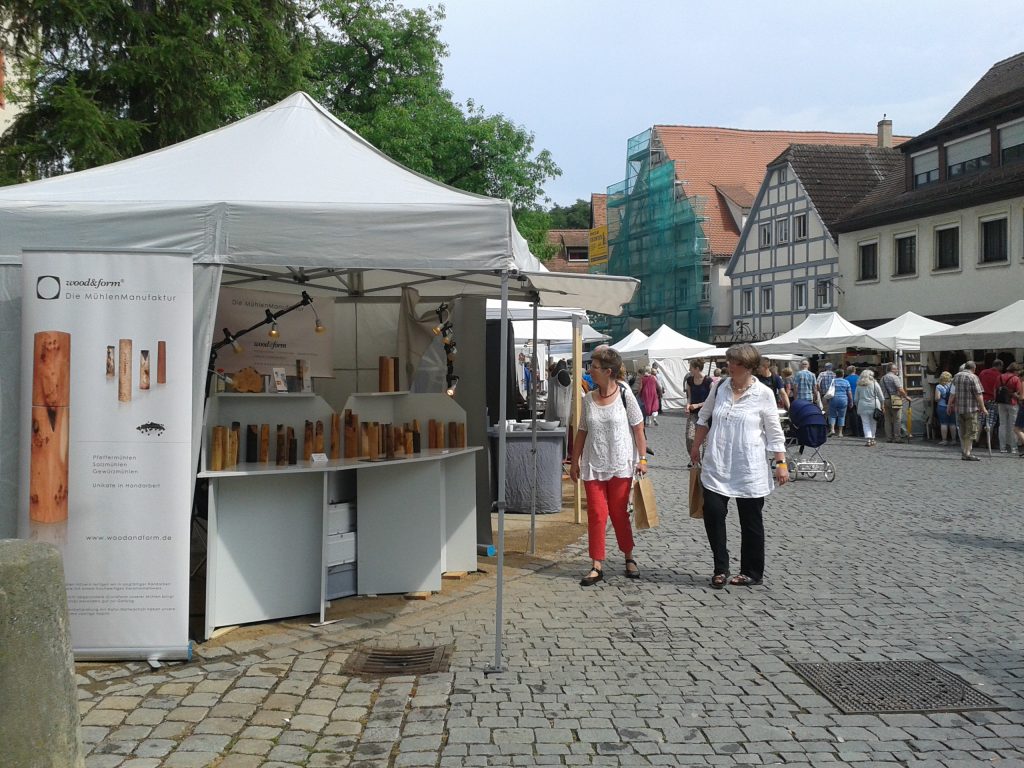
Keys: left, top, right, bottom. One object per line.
{"left": 198, "top": 392, "right": 478, "bottom": 639}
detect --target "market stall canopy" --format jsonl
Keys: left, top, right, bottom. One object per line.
{"left": 512, "top": 320, "right": 607, "bottom": 344}
{"left": 0, "top": 91, "right": 637, "bottom": 316}
{"left": 619, "top": 324, "right": 716, "bottom": 361}
{"left": 485, "top": 300, "right": 586, "bottom": 321}
{"left": 920, "top": 300, "right": 1024, "bottom": 352}
{"left": 755, "top": 312, "right": 881, "bottom": 354}
{"left": 866, "top": 312, "right": 953, "bottom": 352}
{"left": 611, "top": 329, "right": 648, "bottom": 354}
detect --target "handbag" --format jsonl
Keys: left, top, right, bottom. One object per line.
{"left": 825, "top": 379, "right": 836, "bottom": 399}
{"left": 632, "top": 475, "right": 659, "bottom": 529}
{"left": 687, "top": 464, "right": 704, "bottom": 519}
{"left": 889, "top": 395, "right": 904, "bottom": 409}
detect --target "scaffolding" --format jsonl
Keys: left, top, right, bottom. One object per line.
{"left": 593, "top": 128, "right": 712, "bottom": 342}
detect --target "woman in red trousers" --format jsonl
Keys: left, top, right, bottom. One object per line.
{"left": 569, "top": 346, "right": 648, "bottom": 586}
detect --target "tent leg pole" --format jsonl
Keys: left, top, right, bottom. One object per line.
{"left": 486, "top": 271, "right": 510, "bottom": 676}
{"left": 529, "top": 299, "right": 539, "bottom": 556}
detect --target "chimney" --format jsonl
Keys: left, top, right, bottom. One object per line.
{"left": 877, "top": 116, "right": 893, "bottom": 148}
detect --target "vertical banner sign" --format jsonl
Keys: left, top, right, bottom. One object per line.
{"left": 20, "top": 252, "right": 193, "bottom": 659}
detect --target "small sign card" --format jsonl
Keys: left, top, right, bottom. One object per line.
{"left": 272, "top": 367, "right": 288, "bottom": 392}
{"left": 311, "top": 453, "right": 329, "bottom": 464}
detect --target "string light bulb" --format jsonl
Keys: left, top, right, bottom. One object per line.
{"left": 315, "top": 318, "right": 326, "bottom": 334}
{"left": 445, "top": 375, "right": 460, "bottom": 397}
{"left": 222, "top": 328, "right": 242, "bottom": 354}
{"left": 268, "top": 322, "right": 279, "bottom": 339}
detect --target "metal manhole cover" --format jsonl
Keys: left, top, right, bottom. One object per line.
{"left": 345, "top": 643, "right": 453, "bottom": 677}
{"left": 790, "top": 660, "right": 1004, "bottom": 715}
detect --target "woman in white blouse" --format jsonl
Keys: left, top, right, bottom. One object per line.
{"left": 569, "top": 346, "right": 649, "bottom": 586}
{"left": 688, "top": 344, "right": 788, "bottom": 588}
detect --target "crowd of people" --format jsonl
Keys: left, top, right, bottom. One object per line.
{"left": 566, "top": 343, "right": 1021, "bottom": 591}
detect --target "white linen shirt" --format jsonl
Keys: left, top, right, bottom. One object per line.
{"left": 696, "top": 379, "right": 786, "bottom": 498}
{"left": 578, "top": 384, "right": 644, "bottom": 481}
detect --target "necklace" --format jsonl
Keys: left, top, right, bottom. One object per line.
{"left": 732, "top": 379, "right": 753, "bottom": 394}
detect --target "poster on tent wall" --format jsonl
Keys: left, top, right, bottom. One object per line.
{"left": 19, "top": 251, "right": 192, "bottom": 659}
{"left": 214, "top": 287, "right": 333, "bottom": 379}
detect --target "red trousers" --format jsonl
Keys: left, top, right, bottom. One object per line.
{"left": 584, "top": 477, "right": 634, "bottom": 561}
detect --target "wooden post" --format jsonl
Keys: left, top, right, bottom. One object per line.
{"left": 211, "top": 426, "right": 225, "bottom": 471}
{"left": 30, "top": 331, "right": 71, "bottom": 524}
{"left": 330, "top": 412, "right": 341, "bottom": 460}
{"left": 276, "top": 425, "right": 287, "bottom": 466}
{"left": 105, "top": 345, "right": 114, "bottom": 378}
{"left": 157, "top": 340, "right": 167, "bottom": 384}
{"left": 392, "top": 356, "right": 400, "bottom": 391}
{"left": 118, "top": 339, "right": 132, "bottom": 402}
{"left": 259, "top": 424, "right": 270, "bottom": 463}
{"left": 139, "top": 350, "right": 150, "bottom": 390}
{"left": 303, "top": 420, "right": 314, "bottom": 461}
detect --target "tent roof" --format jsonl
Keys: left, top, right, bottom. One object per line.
{"left": 866, "top": 312, "right": 953, "bottom": 352}
{"left": 755, "top": 311, "right": 881, "bottom": 354}
{"left": 620, "top": 324, "right": 716, "bottom": 360}
{"left": 512, "top": 320, "right": 607, "bottom": 344}
{"left": 0, "top": 92, "right": 638, "bottom": 315}
{"left": 611, "top": 329, "right": 648, "bottom": 353}
{"left": 920, "top": 300, "right": 1024, "bottom": 352}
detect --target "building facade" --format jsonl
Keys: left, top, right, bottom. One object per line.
{"left": 836, "top": 52, "right": 1024, "bottom": 326}
{"left": 727, "top": 136, "right": 904, "bottom": 338}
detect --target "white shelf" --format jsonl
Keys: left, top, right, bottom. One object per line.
{"left": 213, "top": 391, "right": 316, "bottom": 398}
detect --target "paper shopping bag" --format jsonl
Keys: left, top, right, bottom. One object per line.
{"left": 688, "top": 465, "right": 704, "bottom": 519}
{"left": 632, "top": 476, "right": 659, "bottom": 529}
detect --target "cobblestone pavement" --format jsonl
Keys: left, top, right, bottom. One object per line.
{"left": 78, "top": 412, "right": 1024, "bottom": 768}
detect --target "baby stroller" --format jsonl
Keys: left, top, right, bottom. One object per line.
{"left": 786, "top": 399, "right": 835, "bottom": 482}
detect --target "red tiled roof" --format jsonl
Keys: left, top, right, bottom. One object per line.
{"left": 654, "top": 126, "right": 909, "bottom": 257}
{"left": 591, "top": 193, "right": 607, "bottom": 227}
{"left": 546, "top": 229, "right": 589, "bottom": 248}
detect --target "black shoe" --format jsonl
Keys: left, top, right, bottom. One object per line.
{"left": 580, "top": 567, "right": 603, "bottom": 586}
{"left": 624, "top": 558, "right": 641, "bottom": 579}
{"left": 962, "top": 454, "right": 981, "bottom": 461}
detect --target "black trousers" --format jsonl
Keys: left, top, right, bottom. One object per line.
{"left": 702, "top": 489, "right": 765, "bottom": 580}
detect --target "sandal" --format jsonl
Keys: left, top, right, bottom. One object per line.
{"left": 624, "top": 558, "right": 641, "bottom": 579}
{"left": 710, "top": 573, "right": 729, "bottom": 589}
{"left": 579, "top": 567, "right": 603, "bottom": 587}
{"left": 728, "top": 574, "right": 763, "bottom": 586}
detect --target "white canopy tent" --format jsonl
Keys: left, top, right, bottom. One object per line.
{"left": 618, "top": 325, "right": 716, "bottom": 410}
{"left": 611, "top": 328, "right": 648, "bottom": 354}
{"left": 920, "top": 300, "right": 1024, "bottom": 352}
{"left": 755, "top": 312, "right": 882, "bottom": 355}
{"left": 0, "top": 91, "right": 637, "bottom": 669}
{"left": 865, "top": 312, "right": 953, "bottom": 352}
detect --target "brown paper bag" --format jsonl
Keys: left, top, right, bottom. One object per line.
{"left": 688, "top": 465, "right": 704, "bottom": 519}
{"left": 632, "top": 476, "right": 659, "bottom": 529}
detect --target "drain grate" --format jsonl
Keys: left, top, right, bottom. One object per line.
{"left": 345, "top": 643, "right": 453, "bottom": 677}
{"left": 790, "top": 660, "right": 1004, "bottom": 715}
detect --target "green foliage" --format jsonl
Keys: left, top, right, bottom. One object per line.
{"left": 548, "top": 199, "right": 592, "bottom": 230}
{"left": 513, "top": 208, "right": 557, "bottom": 262}
{"left": 0, "top": 0, "right": 312, "bottom": 183}
{"left": 0, "top": 0, "right": 561, "bottom": 208}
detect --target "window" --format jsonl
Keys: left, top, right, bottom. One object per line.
{"left": 858, "top": 242, "right": 878, "bottom": 280}
{"left": 946, "top": 132, "right": 991, "bottom": 179}
{"left": 935, "top": 227, "right": 959, "bottom": 270}
{"left": 758, "top": 223, "right": 772, "bottom": 248}
{"left": 912, "top": 149, "right": 939, "bottom": 188}
{"left": 700, "top": 281, "right": 711, "bottom": 302}
{"left": 793, "top": 282, "right": 807, "bottom": 310}
{"left": 778, "top": 167, "right": 788, "bottom": 183}
{"left": 776, "top": 218, "right": 789, "bottom": 244}
{"left": 566, "top": 246, "right": 588, "bottom": 262}
{"left": 895, "top": 235, "right": 917, "bottom": 276}
{"left": 741, "top": 288, "right": 753, "bottom": 314}
{"left": 981, "top": 218, "right": 1008, "bottom": 263}
{"left": 814, "top": 280, "right": 830, "bottom": 308}
{"left": 794, "top": 213, "right": 807, "bottom": 240}
{"left": 761, "top": 286, "right": 773, "bottom": 312}
{"left": 1000, "top": 120, "right": 1024, "bottom": 164}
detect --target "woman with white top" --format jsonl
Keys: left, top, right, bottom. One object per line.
{"left": 688, "top": 344, "right": 788, "bottom": 588}
{"left": 569, "top": 346, "right": 648, "bottom": 586}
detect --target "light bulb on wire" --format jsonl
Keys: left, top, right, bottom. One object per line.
{"left": 268, "top": 322, "right": 279, "bottom": 339}
{"left": 445, "top": 375, "right": 460, "bottom": 397}
{"left": 315, "top": 318, "right": 326, "bottom": 334}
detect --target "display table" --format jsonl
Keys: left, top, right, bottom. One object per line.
{"left": 488, "top": 427, "right": 566, "bottom": 514}
{"left": 199, "top": 392, "right": 478, "bottom": 639}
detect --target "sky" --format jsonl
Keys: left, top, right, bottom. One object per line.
{"left": 405, "top": 0, "right": 1023, "bottom": 207}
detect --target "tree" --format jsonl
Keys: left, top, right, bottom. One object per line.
{"left": 513, "top": 208, "right": 557, "bottom": 262}
{"left": 308, "top": 0, "right": 560, "bottom": 208}
{"left": 0, "top": 0, "right": 312, "bottom": 183}
{"left": 548, "top": 199, "right": 591, "bottom": 230}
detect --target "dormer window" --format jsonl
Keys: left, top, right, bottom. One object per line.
{"left": 912, "top": 149, "right": 939, "bottom": 188}
{"left": 999, "top": 118, "right": 1024, "bottom": 165}
{"left": 946, "top": 131, "right": 991, "bottom": 179}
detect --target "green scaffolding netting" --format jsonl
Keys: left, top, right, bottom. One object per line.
{"left": 592, "top": 129, "right": 712, "bottom": 343}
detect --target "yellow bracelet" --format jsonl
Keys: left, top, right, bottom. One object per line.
{"left": 639, "top": 458, "right": 648, "bottom": 463}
